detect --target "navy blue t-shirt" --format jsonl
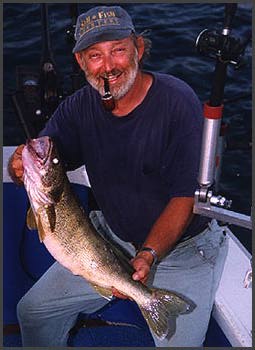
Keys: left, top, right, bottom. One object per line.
{"left": 39, "top": 72, "right": 209, "bottom": 245}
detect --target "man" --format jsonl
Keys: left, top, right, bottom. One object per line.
{"left": 8, "top": 5, "right": 228, "bottom": 347}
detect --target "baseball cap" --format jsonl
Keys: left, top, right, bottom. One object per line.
{"left": 72, "top": 6, "right": 135, "bottom": 53}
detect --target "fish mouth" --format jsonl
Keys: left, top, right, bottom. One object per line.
{"left": 26, "top": 136, "right": 53, "bottom": 166}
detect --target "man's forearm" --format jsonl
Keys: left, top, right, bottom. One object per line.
{"left": 141, "top": 197, "right": 194, "bottom": 260}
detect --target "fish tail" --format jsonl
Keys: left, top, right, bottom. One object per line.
{"left": 138, "top": 288, "right": 195, "bottom": 340}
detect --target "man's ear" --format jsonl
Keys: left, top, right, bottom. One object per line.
{"left": 74, "top": 52, "right": 84, "bottom": 69}
{"left": 136, "top": 36, "right": 145, "bottom": 62}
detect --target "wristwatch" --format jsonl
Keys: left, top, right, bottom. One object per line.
{"left": 137, "top": 247, "right": 158, "bottom": 266}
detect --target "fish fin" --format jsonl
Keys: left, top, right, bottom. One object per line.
{"left": 37, "top": 204, "right": 56, "bottom": 233}
{"left": 26, "top": 207, "right": 37, "bottom": 230}
{"left": 92, "top": 285, "right": 113, "bottom": 300}
{"left": 50, "top": 184, "right": 64, "bottom": 203}
{"left": 36, "top": 205, "right": 56, "bottom": 242}
{"left": 44, "top": 204, "right": 56, "bottom": 232}
{"left": 37, "top": 214, "right": 46, "bottom": 243}
{"left": 138, "top": 288, "right": 196, "bottom": 340}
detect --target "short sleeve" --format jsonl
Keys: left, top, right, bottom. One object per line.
{"left": 39, "top": 92, "right": 84, "bottom": 170}
{"left": 160, "top": 85, "right": 203, "bottom": 198}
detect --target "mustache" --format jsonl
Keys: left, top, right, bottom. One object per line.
{"left": 100, "top": 69, "right": 122, "bottom": 80}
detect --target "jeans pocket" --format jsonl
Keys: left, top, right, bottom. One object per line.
{"left": 162, "top": 243, "right": 208, "bottom": 269}
{"left": 195, "top": 242, "right": 219, "bottom": 267}
{"left": 195, "top": 230, "right": 227, "bottom": 267}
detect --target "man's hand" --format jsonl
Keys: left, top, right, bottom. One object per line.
{"left": 8, "top": 144, "right": 25, "bottom": 185}
{"left": 131, "top": 251, "right": 153, "bottom": 283}
{"left": 111, "top": 250, "right": 154, "bottom": 299}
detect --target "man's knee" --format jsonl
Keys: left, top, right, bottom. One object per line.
{"left": 17, "top": 293, "right": 40, "bottom": 323}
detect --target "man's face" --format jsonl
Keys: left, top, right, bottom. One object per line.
{"left": 75, "top": 36, "right": 143, "bottom": 100}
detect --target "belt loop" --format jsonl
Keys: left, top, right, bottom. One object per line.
{"left": 208, "top": 219, "right": 213, "bottom": 231}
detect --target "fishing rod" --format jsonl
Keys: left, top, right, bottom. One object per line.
{"left": 65, "top": 4, "right": 86, "bottom": 93}
{"left": 66, "top": 3, "right": 79, "bottom": 70}
{"left": 11, "top": 4, "right": 64, "bottom": 139}
{"left": 193, "top": 4, "right": 252, "bottom": 230}
{"left": 39, "top": 3, "right": 63, "bottom": 119}
{"left": 12, "top": 4, "right": 66, "bottom": 281}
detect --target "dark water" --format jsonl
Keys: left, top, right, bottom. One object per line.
{"left": 3, "top": 3, "right": 252, "bottom": 251}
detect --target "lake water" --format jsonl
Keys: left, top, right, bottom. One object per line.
{"left": 3, "top": 3, "right": 252, "bottom": 251}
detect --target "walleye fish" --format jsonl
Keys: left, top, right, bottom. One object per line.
{"left": 21, "top": 136, "right": 195, "bottom": 340}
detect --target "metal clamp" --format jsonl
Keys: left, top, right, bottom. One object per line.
{"left": 243, "top": 258, "right": 252, "bottom": 289}
{"left": 194, "top": 189, "right": 252, "bottom": 230}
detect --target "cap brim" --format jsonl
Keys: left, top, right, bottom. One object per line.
{"left": 72, "top": 29, "right": 133, "bottom": 53}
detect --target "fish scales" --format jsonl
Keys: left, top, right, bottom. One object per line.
{"left": 28, "top": 170, "right": 149, "bottom": 299}
{"left": 21, "top": 136, "right": 195, "bottom": 340}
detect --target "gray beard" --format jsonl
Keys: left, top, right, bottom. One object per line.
{"left": 84, "top": 53, "right": 139, "bottom": 101}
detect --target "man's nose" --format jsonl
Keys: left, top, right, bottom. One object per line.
{"left": 102, "top": 53, "right": 115, "bottom": 73}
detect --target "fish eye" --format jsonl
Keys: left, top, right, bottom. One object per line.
{"left": 52, "top": 158, "right": 59, "bottom": 165}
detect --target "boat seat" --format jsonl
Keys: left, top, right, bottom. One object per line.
{"left": 68, "top": 299, "right": 155, "bottom": 346}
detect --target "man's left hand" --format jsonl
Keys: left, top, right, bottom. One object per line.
{"left": 131, "top": 254, "right": 152, "bottom": 283}
{"left": 111, "top": 252, "right": 153, "bottom": 299}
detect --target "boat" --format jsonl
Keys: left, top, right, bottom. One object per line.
{"left": 3, "top": 3, "right": 252, "bottom": 347}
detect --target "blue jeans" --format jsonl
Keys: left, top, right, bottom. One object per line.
{"left": 17, "top": 211, "right": 228, "bottom": 347}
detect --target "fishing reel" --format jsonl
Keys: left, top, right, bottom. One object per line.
{"left": 195, "top": 29, "right": 248, "bottom": 68}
